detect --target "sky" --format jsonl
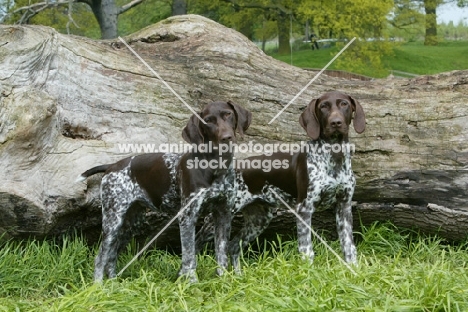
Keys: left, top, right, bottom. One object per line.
{"left": 437, "top": 2, "right": 468, "bottom": 24}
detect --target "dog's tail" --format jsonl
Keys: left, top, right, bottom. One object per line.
{"left": 75, "top": 164, "right": 111, "bottom": 183}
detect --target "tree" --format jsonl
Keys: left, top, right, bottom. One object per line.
{"left": 423, "top": 0, "right": 440, "bottom": 45}
{"left": 415, "top": 0, "right": 468, "bottom": 45}
{"left": 4, "top": 0, "right": 147, "bottom": 39}
{"left": 4, "top": 0, "right": 185, "bottom": 39}
{"left": 298, "top": 0, "right": 395, "bottom": 76}
{"left": 172, "top": 0, "right": 186, "bottom": 15}
{"left": 0, "top": 0, "right": 14, "bottom": 22}
{"left": 388, "top": 0, "right": 425, "bottom": 41}
{"left": 253, "top": 16, "right": 277, "bottom": 51}
{"left": 218, "top": 0, "right": 296, "bottom": 55}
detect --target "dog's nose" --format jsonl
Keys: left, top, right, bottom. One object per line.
{"left": 221, "top": 134, "right": 233, "bottom": 143}
{"left": 330, "top": 119, "right": 343, "bottom": 128}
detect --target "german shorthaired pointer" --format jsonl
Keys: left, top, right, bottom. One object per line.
{"left": 79, "top": 101, "right": 251, "bottom": 282}
{"left": 197, "top": 91, "right": 365, "bottom": 271}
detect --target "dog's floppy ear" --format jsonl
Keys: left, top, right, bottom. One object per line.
{"left": 182, "top": 113, "right": 205, "bottom": 144}
{"left": 349, "top": 96, "right": 366, "bottom": 134}
{"left": 227, "top": 100, "right": 252, "bottom": 139}
{"left": 299, "top": 98, "right": 320, "bottom": 140}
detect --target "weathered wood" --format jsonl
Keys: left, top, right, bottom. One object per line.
{"left": 0, "top": 15, "right": 467, "bottom": 247}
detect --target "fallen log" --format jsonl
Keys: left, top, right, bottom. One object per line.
{"left": 0, "top": 15, "right": 467, "bottom": 248}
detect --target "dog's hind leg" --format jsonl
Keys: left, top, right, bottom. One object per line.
{"left": 195, "top": 214, "right": 215, "bottom": 253}
{"left": 94, "top": 198, "right": 129, "bottom": 282}
{"left": 228, "top": 201, "right": 274, "bottom": 273}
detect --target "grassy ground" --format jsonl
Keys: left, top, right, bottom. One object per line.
{"left": 269, "top": 41, "right": 468, "bottom": 78}
{"left": 1, "top": 223, "right": 467, "bottom": 311}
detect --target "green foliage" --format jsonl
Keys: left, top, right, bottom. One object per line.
{"left": 336, "top": 40, "right": 396, "bottom": 78}
{"left": 3, "top": 0, "right": 101, "bottom": 38}
{"left": 61, "top": 3, "right": 101, "bottom": 39}
{"left": 118, "top": 0, "right": 172, "bottom": 36}
{"left": 190, "top": 0, "right": 299, "bottom": 54}
{"left": 253, "top": 18, "right": 277, "bottom": 44}
{"left": 439, "top": 20, "right": 468, "bottom": 40}
{"left": 1, "top": 223, "right": 468, "bottom": 311}
{"left": 3, "top": 0, "right": 171, "bottom": 38}
{"left": 296, "top": 0, "right": 395, "bottom": 77}
{"left": 392, "top": 0, "right": 424, "bottom": 24}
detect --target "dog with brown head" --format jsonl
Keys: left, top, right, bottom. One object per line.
{"left": 300, "top": 90, "right": 365, "bottom": 142}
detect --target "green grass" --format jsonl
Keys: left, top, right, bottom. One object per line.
{"left": 1, "top": 223, "right": 467, "bottom": 311}
{"left": 385, "top": 41, "right": 468, "bottom": 75}
{"left": 269, "top": 41, "right": 468, "bottom": 78}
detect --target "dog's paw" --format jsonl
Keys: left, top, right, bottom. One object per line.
{"left": 177, "top": 269, "right": 198, "bottom": 283}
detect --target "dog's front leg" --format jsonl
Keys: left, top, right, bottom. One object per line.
{"left": 212, "top": 202, "right": 231, "bottom": 276}
{"left": 178, "top": 190, "right": 206, "bottom": 283}
{"left": 296, "top": 200, "right": 315, "bottom": 262}
{"left": 335, "top": 198, "right": 357, "bottom": 264}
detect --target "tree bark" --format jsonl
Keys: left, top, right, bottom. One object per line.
{"left": 90, "top": 0, "right": 119, "bottom": 39}
{"left": 423, "top": 0, "right": 438, "bottom": 45}
{"left": 277, "top": 11, "right": 291, "bottom": 55}
{"left": 171, "top": 0, "right": 186, "bottom": 16}
{"left": 1, "top": 15, "right": 468, "bottom": 249}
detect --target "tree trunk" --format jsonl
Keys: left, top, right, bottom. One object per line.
{"left": 276, "top": 11, "right": 290, "bottom": 55}
{"left": 1, "top": 15, "right": 468, "bottom": 249}
{"left": 90, "top": 0, "right": 119, "bottom": 39}
{"left": 172, "top": 0, "right": 186, "bottom": 16}
{"left": 424, "top": 0, "right": 438, "bottom": 45}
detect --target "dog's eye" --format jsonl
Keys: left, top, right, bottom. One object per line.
{"left": 340, "top": 101, "right": 349, "bottom": 107}
{"left": 222, "top": 111, "right": 233, "bottom": 120}
{"left": 204, "top": 116, "right": 215, "bottom": 123}
{"left": 319, "top": 102, "right": 329, "bottom": 109}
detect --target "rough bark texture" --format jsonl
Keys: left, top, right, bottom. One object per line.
{"left": 276, "top": 11, "right": 291, "bottom": 55}
{"left": 424, "top": 0, "right": 438, "bottom": 46}
{"left": 1, "top": 15, "right": 467, "bottom": 250}
{"left": 91, "top": 0, "right": 119, "bottom": 39}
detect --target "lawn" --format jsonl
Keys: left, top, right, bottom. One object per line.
{"left": 1, "top": 223, "right": 467, "bottom": 311}
{"left": 269, "top": 41, "right": 468, "bottom": 78}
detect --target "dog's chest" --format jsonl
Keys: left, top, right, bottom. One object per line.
{"left": 306, "top": 151, "right": 354, "bottom": 211}
{"left": 204, "top": 166, "right": 237, "bottom": 204}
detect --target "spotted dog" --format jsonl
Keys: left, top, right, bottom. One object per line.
{"left": 196, "top": 91, "right": 365, "bottom": 271}
{"left": 79, "top": 101, "right": 251, "bottom": 282}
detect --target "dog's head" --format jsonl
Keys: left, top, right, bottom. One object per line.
{"left": 299, "top": 91, "right": 365, "bottom": 141}
{"left": 182, "top": 100, "right": 252, "bottom": 146}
